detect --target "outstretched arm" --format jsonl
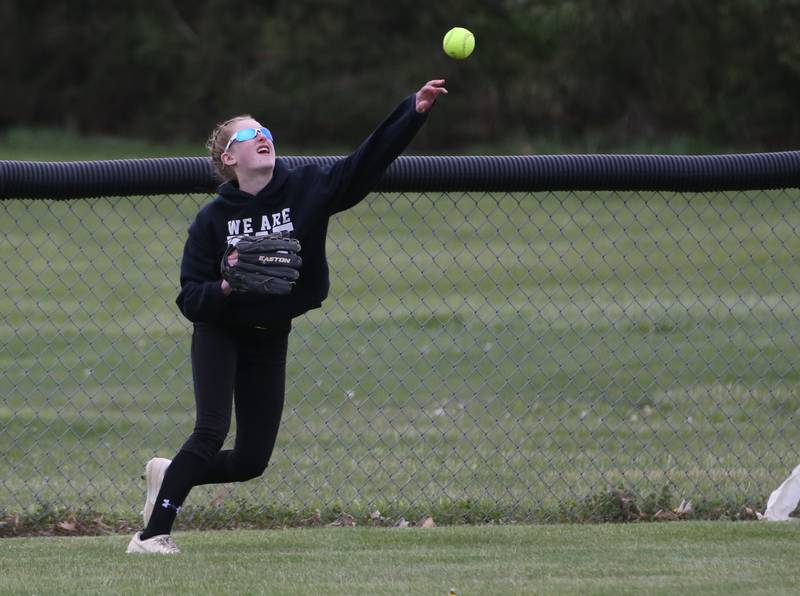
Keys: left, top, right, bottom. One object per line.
{"left": 415, "top": 79, "right": 448, "bottom": 113}
{"left": 324, "top": 79, "right": 449, "bottom": 213}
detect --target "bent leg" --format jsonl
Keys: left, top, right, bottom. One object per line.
{"left": 195, "top": 322, "right": 291, "bottom": 484}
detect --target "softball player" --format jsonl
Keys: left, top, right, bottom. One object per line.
{"left": 127, "top": 80, "right": 448, "bottom": 553}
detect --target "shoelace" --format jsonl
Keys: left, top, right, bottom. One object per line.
{"left": 155, "top": 535, "right": 180, "bottom": 553}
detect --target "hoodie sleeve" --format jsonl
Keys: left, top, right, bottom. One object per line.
{"left": 324, "top": 94, "right": 429, "bottom": 214}
{"left": 175, "top": 214, "right": 227, "bottom": 322}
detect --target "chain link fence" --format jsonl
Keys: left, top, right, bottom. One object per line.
{"left": 2, "top": 154, "right": 800, "bottom": 530}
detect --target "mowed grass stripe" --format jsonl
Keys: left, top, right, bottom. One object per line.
{"left": 2, "top": 523, "right": 800, "bottom": 595}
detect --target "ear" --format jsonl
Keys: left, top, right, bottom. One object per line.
{"left": 221, "top": 151, "right": 237, "bottom": 167}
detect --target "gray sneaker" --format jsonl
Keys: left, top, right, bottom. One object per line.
{"left": 126, "top": 532, "right": 181, "bottom": 554}
{"left": 141, "top": 457, "right": 171, "bottom": 527}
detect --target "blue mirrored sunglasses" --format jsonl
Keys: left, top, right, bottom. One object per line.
{"left": 224, "top": 127, "right": 273, "bottom": 152}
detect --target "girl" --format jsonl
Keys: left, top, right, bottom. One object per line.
{"left": 127, "top": 79, "right": 448, "bottom": 554}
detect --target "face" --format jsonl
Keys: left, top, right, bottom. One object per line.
{"left": 222, "top": 117, "right": 276, "bottom": 175}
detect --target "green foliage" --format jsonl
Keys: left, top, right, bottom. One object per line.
{"left": 1, "top": 0, "right": 799, "bottom": 151}
{"left": 0, "top": 489, "right": 770, "bottom": 537}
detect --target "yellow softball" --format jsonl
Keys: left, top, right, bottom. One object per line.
{"left": 443, "top": 27, "right": 475, "bottom": 60}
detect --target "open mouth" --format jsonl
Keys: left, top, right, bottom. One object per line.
{"left": 257, "top": 146, "right": 271, "bottom": 155}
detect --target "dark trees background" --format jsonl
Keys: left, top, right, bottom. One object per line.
{"left": 2, "top": 0, "right": 800, "bottom": 151}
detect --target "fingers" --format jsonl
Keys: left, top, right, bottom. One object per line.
{"left": 415, "top": 79, "right": 448, "bottom": 112}
{"left": 423, "top": 79, "right": 448, "bottom": 95}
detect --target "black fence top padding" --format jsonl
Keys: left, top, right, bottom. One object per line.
{"left": 1, "top": 152, "right": 800, "bottom": 199}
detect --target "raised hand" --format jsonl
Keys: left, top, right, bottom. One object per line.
{"left": 415, "top": 79, "right": 448, "bottom": 113}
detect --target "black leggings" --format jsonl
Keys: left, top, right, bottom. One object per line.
{"left": 141, "top": 320, "right": 291, "bottom": 537}
{"left": 182, "top": 320, "right": 291, "bottom": 483}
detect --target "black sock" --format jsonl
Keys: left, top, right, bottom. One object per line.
{"left": 140, "top": 450, "right": 206, "bottom": 539}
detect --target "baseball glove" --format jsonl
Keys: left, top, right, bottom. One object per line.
{"left": 221, "top": 234, "right": 302, "bottom": 296}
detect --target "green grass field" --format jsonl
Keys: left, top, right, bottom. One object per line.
{"left": 2, "top": 133, "right": 800, "bottom": 531}
{"left": 3, "top": 523, "right": 800, "bottom": 594}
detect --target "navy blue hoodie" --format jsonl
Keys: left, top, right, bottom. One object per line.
{"left": 176, "top": 94, "right": 428, "bottom": 326}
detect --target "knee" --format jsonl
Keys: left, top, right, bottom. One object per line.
{"left": 230, "top": 454, "right": 269, "bottom": 482}
{"left": 185, "top": 427, "right": 227, "bottom": 460}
